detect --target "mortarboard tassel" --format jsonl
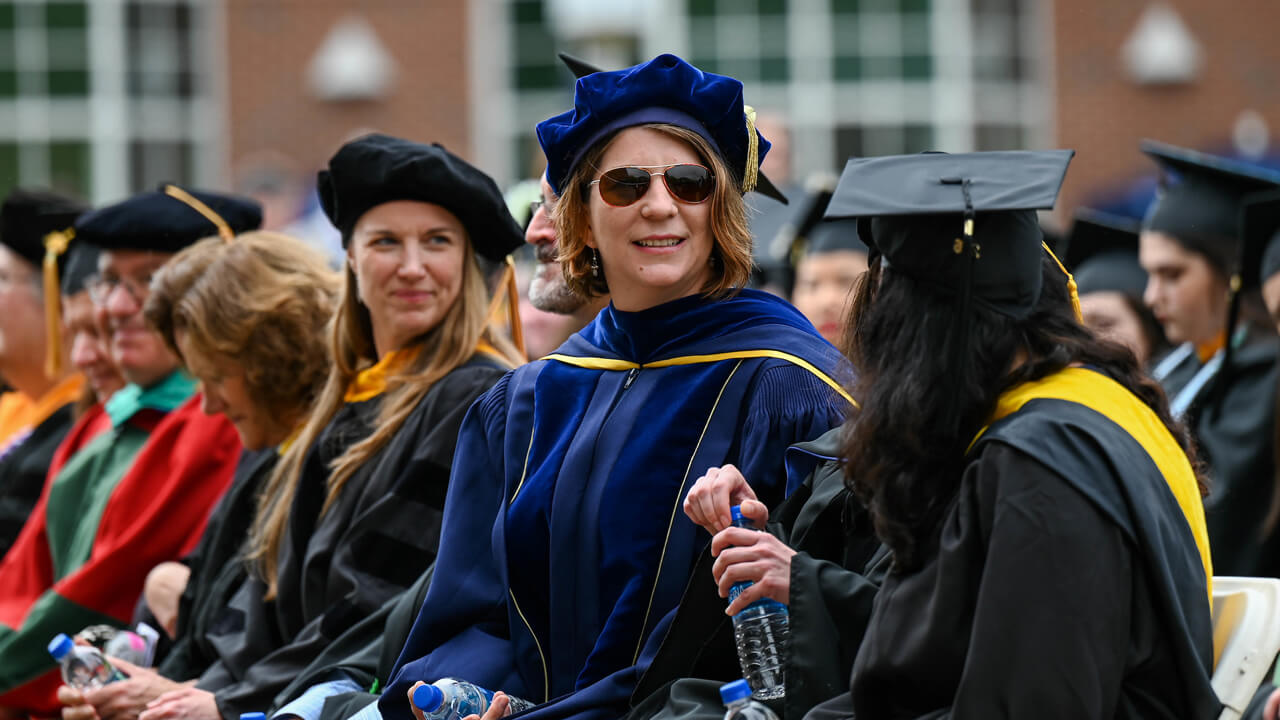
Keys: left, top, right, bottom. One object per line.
{"left": 1041, "top": 241, "right": 1083, "bottom": 323}
{"left": 1205, "top": 274, "right": 1244, "bottom": 420}
{"left": 742, "top": 105, "right": 759, "bottom": 194}
{"left": 42, "top": 229, "right": 73, "bottom": 379}
{"left": 163, "top": 184, "right": 235, "bottom": 242}
{"left": 484, "top": 256, "right": 527, "bottom": 361}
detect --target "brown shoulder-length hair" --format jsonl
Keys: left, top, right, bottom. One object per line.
{"left": 259, "top": 216, "right": 523, "bottom": 598}
{"left": 144, "top": 232, "right": 340, "bottom": 594}
{"left": 145, "top": 231, "right": 339, "bottom": 427}
{"left": 553, "top": 123, "right": 753, "bottom": 299}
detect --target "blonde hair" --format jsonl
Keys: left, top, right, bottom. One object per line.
{"left": 554, "top": 123, "right": 753, "bottom": 299}
{"left": 260, "top": 226, "right": 522, "bottom": 598}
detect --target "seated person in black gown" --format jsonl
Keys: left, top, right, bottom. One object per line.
{"left": 802, "top": 150, "right": 1218, "bottom": 719}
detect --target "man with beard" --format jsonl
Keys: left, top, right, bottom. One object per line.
{"left": 521, "top": 175, "right": 609, "bottom": 357}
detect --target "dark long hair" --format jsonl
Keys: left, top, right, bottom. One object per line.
{"left": 841, "top": 253, "right": 1204, "bottom": 572}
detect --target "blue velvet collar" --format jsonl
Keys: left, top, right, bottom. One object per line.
{"left": 572, "top": 289, "right": 819, "bottom": 364}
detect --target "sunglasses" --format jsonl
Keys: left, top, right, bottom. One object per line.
{"left": 585, "top": 164, "right": 716, "bottom": 207}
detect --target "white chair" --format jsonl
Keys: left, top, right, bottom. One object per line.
{"left": 1212, "top": 576, "right": 1280, "bottom": 720}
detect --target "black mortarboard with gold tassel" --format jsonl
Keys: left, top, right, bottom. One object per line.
{"left": 0, "top": 188, "right": 89, "bottom": 378}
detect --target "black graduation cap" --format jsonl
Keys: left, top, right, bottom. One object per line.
{"left": 317, "top": 133, "right": 524, "bottom": 262}
{"left": 1064, "top": 209, "right": 1147, "bottom": 298}
{"left": 1141, "top": 140, "right": 1280, "bottom": 274}
{"left": 74, "top": 185, "right": 262, "bottom": 253}
{"left": 1240, "top": 190, "right": 1280, "bottom": 291}
{"left": 825, "top": 149, "right": 1075, "bottom": 319}
{"left": 60, "top": 241, "right": 101, "bottom": 297}
{"left": 0, "top": 188, "right": 87, "bottom": 269}
{"left": 554, "top": 52, "right": 788, "bottom": 205}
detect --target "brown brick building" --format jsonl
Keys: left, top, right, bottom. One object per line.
{"left": 1052, "top": 0, "right": 1280, "bottom": 215}
{"left": 223, "top": 0, "right": 472, "bottom": 193}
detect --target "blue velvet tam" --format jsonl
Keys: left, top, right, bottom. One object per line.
{"left": 536, "top": 53, "right": 772, "bottom": 199}
{"left": 75, "top": 185, "right": 262, "bottom": 253}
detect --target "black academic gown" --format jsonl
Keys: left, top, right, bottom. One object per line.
{"left": 1155, "top": 327, "right": 1280, "bottom": 577}
{"left": 272, "top": 567, "right": 435, "bottom": 720}
{"left": 624, "top": 426, "right": 887, "bottom": 720}
{"left": 156, "top": 448, "right": 278, "bottom": 681}
{"left": 198, "top": 356, "right": 506, "bottom": 720}
{"left": 808, "top": 370, "right": 1219, "bottom": 720}
{"left": 0, "top": 404, "right": 74, "bottom": 560}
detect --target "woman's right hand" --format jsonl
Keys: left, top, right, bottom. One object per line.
{"left": 683, "top": 464, "right": 767, "bottom": 535}
{"left": 143, "top": 563, "right": 191, "bottom": 638}
{"left": 407, "top": 682, "right": 514, "bottom": 720}
{"left": 59, "top": 659, "right": 189, "bottom": 720}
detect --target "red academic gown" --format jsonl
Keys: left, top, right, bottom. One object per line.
{"left": 45, "top": 403, "right": 113, "bottom": 482}
{"left": 0, "top": 394, "right": 241, "bottom": 716}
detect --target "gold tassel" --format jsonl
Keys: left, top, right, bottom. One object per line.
{"left": 163, "top": 185, "right": 234, "bottom": 242}
{"left": 1043, "top": 241, "right": 1083, "bottom": 323}
{"left": 42, "top": 229, "right": 73, "bottom": 379}
{"left": 484, "top": 257, "right": 527, "bottom": 360}
{"left": 505, "top": 256, "right": 526, "bottom": 360}
{"left": 742, "top": 105, "right": 759, "bottom": 194}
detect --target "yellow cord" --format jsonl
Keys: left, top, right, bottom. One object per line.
{"left": 42, "top": 229, "right": 73, "bottom": 378}
{"left": 163, "top": 185, "right": 234, "bottom": 242}
{"left": 1042, "top": 241, "right": 1083, "bottom": 323}
{"left": 742, "top": 105, "right": 759, "bottom": 194}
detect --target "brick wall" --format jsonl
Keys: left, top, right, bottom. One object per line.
{"left": 1053, "top": 0, "right": 1280, "bottom": 215}
{"left": 222, "top": 0, "right": 471, "bottom": 184}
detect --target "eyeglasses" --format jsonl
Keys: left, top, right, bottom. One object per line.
{"left": 86, "top": 272, "right": 153, "bottom": 307}
{"left": 585, "top": 164, "right": 716, "bottom": 207}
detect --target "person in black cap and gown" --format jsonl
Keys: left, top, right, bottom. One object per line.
{"left": 379, "top": 53, "right": 851, "bottom": 720}
{"left": 1065, "top": 208, "right": 1167, "bottom": 368}
{"left": 0, "top": 186, "right": 254, "bottom": 718}
{"left": 802, "top": 149, "right": 1217, "bottom": 719}
{"left": 135, "top": 135, "right": 527, "bottom": 720}
{"left": 790, "top": 218, "right": 868, "bottom": 349}
{"left": 1139, "top": 140, "right": 1280, "bottom": 577}
{"left": 0, "top": 189, "right": 88, "bottom": 559}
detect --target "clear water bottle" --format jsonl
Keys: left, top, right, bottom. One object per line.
{"left": 720, "top": 679, "right": 779, "bottom": 720}
{"left": 103, "top": 630, "right": 149, "bottom": 666}
{"left": 47, "top": 634, "right": 126, "bottom": 690}
{"left": 728, "top": 505, "right": 789, "bottom": 700}
{"left": 410, "top": 678, "right": 535, "bottom": 720}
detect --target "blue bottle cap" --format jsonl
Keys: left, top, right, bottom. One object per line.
{"left": 719, "top": 679, "right": 752, "bottom": 705}
{"left": 412, "top": 684, "right": 445, "bottom": 712}
{"left": 47, "top": 633, "right": 73, "bottom": 661}
{"left": 239, "top": 714, "right": 266, "bottom": 720}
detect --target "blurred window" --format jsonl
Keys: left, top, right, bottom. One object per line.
{"left": 0, "top": 0, "right": 212, "bottom": 202}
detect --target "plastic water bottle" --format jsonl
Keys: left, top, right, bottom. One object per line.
{"left": 47, "top": 634, "right": 126, "bottom": 689}
{"left": 410, "top": 678, "right": 535, "bottom": 720}
{"left": 103, "top": 630, "right": 149, "bottom": 666}
{"left": 720, "top": 679, "right": 779, "bottom": 720}
{"left": 728, "top": 506, "right": 789, "bottom": 700}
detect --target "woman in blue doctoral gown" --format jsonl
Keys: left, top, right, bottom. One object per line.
{"left": 379, "top": 54, "right": 852, "bottom": 720}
